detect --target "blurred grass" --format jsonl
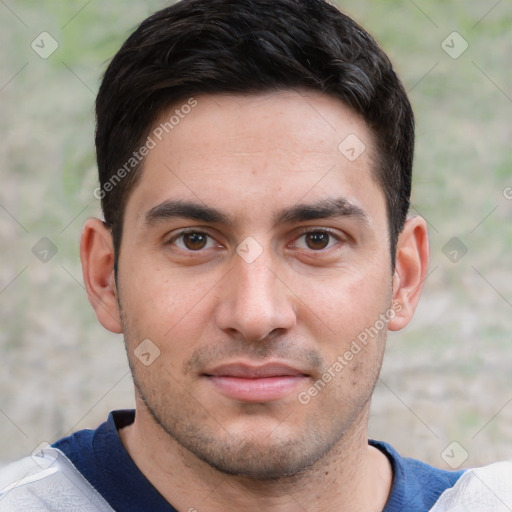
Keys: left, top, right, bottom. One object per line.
{"left": 0, "top": 0, "right": 511, "bottom": 467}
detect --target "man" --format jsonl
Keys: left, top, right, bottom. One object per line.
{"left": 0, "top": 0, "right": 510, "bottom": 510}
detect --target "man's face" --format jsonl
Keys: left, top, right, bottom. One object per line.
{"left": 117, "top": 91, "right": 393, "bottom": 478}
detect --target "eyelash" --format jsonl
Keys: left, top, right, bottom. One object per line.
{"left": 166, "top": 228, "right": 344, "bottom": 253}
{"left": 292, "top": 227, "right": 343, "bottom": 251}
{"left": 167, "top": 229, "right": 220, "bottom": 252}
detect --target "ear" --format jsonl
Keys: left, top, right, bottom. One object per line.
{"left": 80, "top": 218, "right": 122, "bottom": 333}
{"left": 388, "top": 216, "right": 429, "bottom": 331}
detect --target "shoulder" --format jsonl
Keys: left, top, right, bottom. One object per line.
{"left": 429, "top": 460, "right": 512, "bottom": 511}
{"left": 371, "top": 440, "right": 465, "bottom": 511}
{"left": 0, "top": 446, "right": 113, "bottom": 512}
{"left": 371, "top": 440, "right": 512, "bottom": 512}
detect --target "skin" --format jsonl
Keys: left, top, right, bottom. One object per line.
{"left": 81, "top": 90, "right": 429, "bottom": 512}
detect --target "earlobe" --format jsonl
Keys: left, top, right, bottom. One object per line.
{"left": 388, "top": 216, "right": 429, "bottom": 332}
{"left": 80, "top": 218, "right": 122, "bottom": 334}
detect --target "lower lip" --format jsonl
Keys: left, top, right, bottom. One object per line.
{"left": 206, "top": 375, "right": 307, "bottom": 402}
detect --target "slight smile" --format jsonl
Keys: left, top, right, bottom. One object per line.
{"left": 203, "top": 362, "right": 310, "bottom": 402}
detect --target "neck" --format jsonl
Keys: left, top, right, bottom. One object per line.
{"left": 119, "top": 403, "right": 393, "bottom": 512}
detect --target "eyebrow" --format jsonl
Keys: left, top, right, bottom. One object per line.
{"left": 273, "top": 198, "right": 370, "bottom": 227}
{"left": 143, "top": 197, "right": 370, "bottom": 228}
{"left": 144, "top": 200, "right": 232, "bottom": 227}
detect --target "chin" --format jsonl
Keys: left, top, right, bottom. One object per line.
{"left": 163, "top": 412, "right": 340, "bottom": 480}
{"left": 137, "top": 376, "right": 355, "bottom": 480}
{"left": 192, "top": 435, "right": 325, "bottom": 480}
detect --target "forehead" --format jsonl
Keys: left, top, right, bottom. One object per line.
{"left": 125, "top": 90, "right": 385, "bottom": 229}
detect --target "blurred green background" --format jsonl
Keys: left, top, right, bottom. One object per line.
{"left": 0, "top": 0, "right": 511, "bottom": 468}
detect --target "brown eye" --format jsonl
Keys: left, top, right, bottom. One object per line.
{"left": 168, "top": 230, "right": 221, "bottom": 256}
{"left": 182, "top": 232, "right": 208, "bottom": 250}
{"left": 304, "top": 231, "right": 330, "bottom": 250}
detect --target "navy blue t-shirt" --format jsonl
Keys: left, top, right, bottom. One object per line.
{"left": 53, "top": 410, "right": 464, "bottom": 511}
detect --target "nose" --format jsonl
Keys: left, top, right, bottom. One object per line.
{"left": 214, "top": 247, "right": 296, "bottom": 342}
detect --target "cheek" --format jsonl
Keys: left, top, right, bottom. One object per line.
{"left": 299, "top": 261, "right": 391, "bottom": 340}
{"left": 118, "top": 257, "right": 220, "bottom": 350}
